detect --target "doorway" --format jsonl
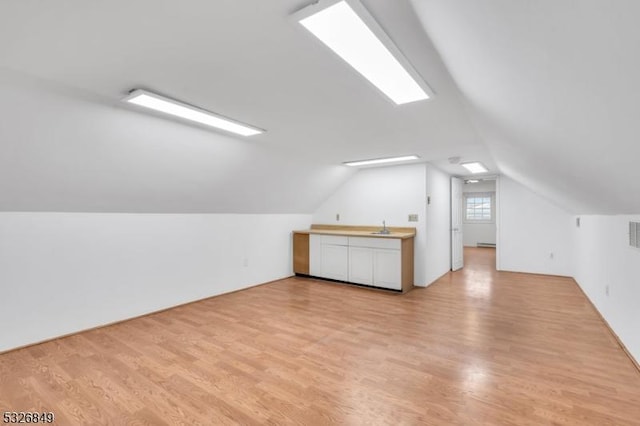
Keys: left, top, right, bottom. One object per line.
{"left": 451, "top": 176, "right": 499, "bottom": 271}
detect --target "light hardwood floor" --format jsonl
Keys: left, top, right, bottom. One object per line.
{"left": 1, "top": 248, "right": 639, "bottom": 425}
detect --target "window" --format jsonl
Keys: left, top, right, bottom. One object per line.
{"left": 464, "top": 193, "right": 494, "bottom": 222}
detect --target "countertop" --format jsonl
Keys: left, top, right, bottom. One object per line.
{"left": 293, "top": 228, "right": 416, "bottom": 240}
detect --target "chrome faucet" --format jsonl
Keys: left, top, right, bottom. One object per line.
{"left": 379, "top": 220, "right": 390, "bottom": 234}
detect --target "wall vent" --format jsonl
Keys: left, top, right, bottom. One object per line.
{"left": 630, "top": 222, "right": 639, "bottom": 248}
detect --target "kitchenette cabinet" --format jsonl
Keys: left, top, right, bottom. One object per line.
{"left": 312, "top": 235, "right": 349, "bottom": 281}
{"left": 349, "top": 237, "right": 402, "bottom": 290}
{"left": 348, "top": 246, "right": 374, "bottom": 285}
{"left": 293, "top": 225, "right": 415, "bottom": 292}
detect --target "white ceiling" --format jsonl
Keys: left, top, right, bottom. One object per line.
{"left": 0, "top": 0, "right": 494, "bottom": 212}
{"left": 411, "top": 0, "right": 640, "bottom": 214}
{"left": 1, "top": 0, "right": 638, "bottom": 214}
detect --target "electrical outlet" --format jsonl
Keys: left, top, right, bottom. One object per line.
{"left": 408, "top": 214, "right": 418, "bottom": 222}
{"left": 427, "top": 196, "right": 431, "bottom": 205}
{"left": 336, "top": 213, "right": 340, "bottom": 222}
{"left": 605, "top": 285, "right": 610, "bottom": 297}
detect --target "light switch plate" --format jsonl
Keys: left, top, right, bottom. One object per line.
{"left": 408, "top": 214, "right": 418, "bottom": 222}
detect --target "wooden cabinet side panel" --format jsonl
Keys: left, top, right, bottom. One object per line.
{"left": 293, "top": 233, "right": 309, "bottom": 275}
{"left": 401, "top": 238, "right": 414, "bottom": 292}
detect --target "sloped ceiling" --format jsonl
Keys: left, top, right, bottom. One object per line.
{"left": 410, "top": 0, "right": 640, "bottom": 214}
{"left": 0, "top": 0, "right": 490, "bottom": 213}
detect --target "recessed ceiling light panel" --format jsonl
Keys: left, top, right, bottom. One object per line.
{"left": 461, "top": 162, "right": 489, "bottom": 174}
{"left": 343, "top": 155, "right": 420, "bottom": 167}
{"left": 294, "top": 0, "right": 433, "bottom": 105}
{"left": 123, "top": 89, "right": 264, "bottom": 137}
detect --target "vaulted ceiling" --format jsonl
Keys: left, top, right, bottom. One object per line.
{"left": 411, "top": 0, "right": 640, "bottom": 214}
{"left": 1, "top": 0, "right": 638, "bottom": 214}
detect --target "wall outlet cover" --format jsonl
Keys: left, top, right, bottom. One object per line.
{"left": 408, "top": 214, "right": 418, "bottom": 222}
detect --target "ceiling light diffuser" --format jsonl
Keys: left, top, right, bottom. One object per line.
{"left": 461, "top": 162, "right": 489, "bottom": 174}
{"left": 123, "top": 89, "right": 263, "bottom": 136}
{"left": 343, "top": 155, "right": 419, "bottom": 167}
{"left": 295, "top": 0, "right": 432, "bottom": 105}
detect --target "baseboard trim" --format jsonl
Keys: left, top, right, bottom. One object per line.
{"left": 496, "top": 269, "right": 572, "bottom": 279}
{"left": 572, "top": 278, "right": 640, "bottom": 376}
{"left": 419, "top": 270, "right": 451, "bottom": 288}
{"left": 0, "top": 276, "right": 291, "bottom": 356}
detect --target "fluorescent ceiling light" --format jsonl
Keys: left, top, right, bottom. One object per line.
{"left": 123, "top": 89, "right": 263, "bottom": 137}
{"left": 461, "top": 162, "right": 489, "bottom": 174}
{"left": 295, "top": 0, "right": 432, "bottom": 105}
{"left": 343, "top": 155, "right": 419, "bottom": 167}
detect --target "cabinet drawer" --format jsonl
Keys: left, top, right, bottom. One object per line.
{"left": 348, "top": 237, "right": 401, "bottom": 250}
{"left": 321, "top": 235, "right": 349, "bottom": 246}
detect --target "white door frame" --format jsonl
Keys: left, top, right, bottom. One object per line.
{"left": 495, "top": 175, "right": 501, "bottom": 271}
{"left": 451, "top": 177, "right": 463, "bottom": 271}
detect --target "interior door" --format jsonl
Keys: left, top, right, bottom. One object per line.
{"left": 451, "top": 177, "right": 464, "bottom": 271}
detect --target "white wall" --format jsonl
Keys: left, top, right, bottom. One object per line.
{"left": 573, "top": 214, "right": 640, "bottom": 363}
{"left": 0, "top": 212, "right": 311, "bottom": 352}
{"left": 497, "top": 176, "right": 573, "bottom": 276}
{"left": 313, "top": 164, "right": 428, "bottom": 285}
{"left": 424, "top": 164, "right": 452, "bottom": 285}
{"left": 313, "top": 163, "right": 453, "bottom": 287}
{"left": 462, "top": 180, "right": 496, "bottom": 247}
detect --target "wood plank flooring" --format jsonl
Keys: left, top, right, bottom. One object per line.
{"left": 1, "top": 247, "right": 639, "bottom": 425}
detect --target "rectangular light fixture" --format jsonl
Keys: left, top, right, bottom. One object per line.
{"left": 343, "top": 155, "right": 419, "bottom": 167}
{"left": 465, "top": 179, "right": 480, "bottom": 184}
{"left": 294, "top": 0, "right": 432, "bottom": 105}
{"left": 123, "top": 89, "right": 264, "bottom": 137}
{"left": 461, "top": 162, "right": 489, "bottom": 174}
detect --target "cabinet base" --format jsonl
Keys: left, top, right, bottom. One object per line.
{"left": 294, "top": 273, "right": 412, "bottom": 293}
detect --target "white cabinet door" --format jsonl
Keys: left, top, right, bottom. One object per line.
{"left": 309, "top": 234, "right": 322, "bottom": 277}
{"left": 321, "top": 244, "right": 349, "bottom": 281}
{"left": 309, "top": 234, "right": 404, "bottom": 290}
{"left": 373, "top": 249, "right": 402, "bottom": 290}
{"left": 348, "top": 247, "right": 373, "bottom": 285}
